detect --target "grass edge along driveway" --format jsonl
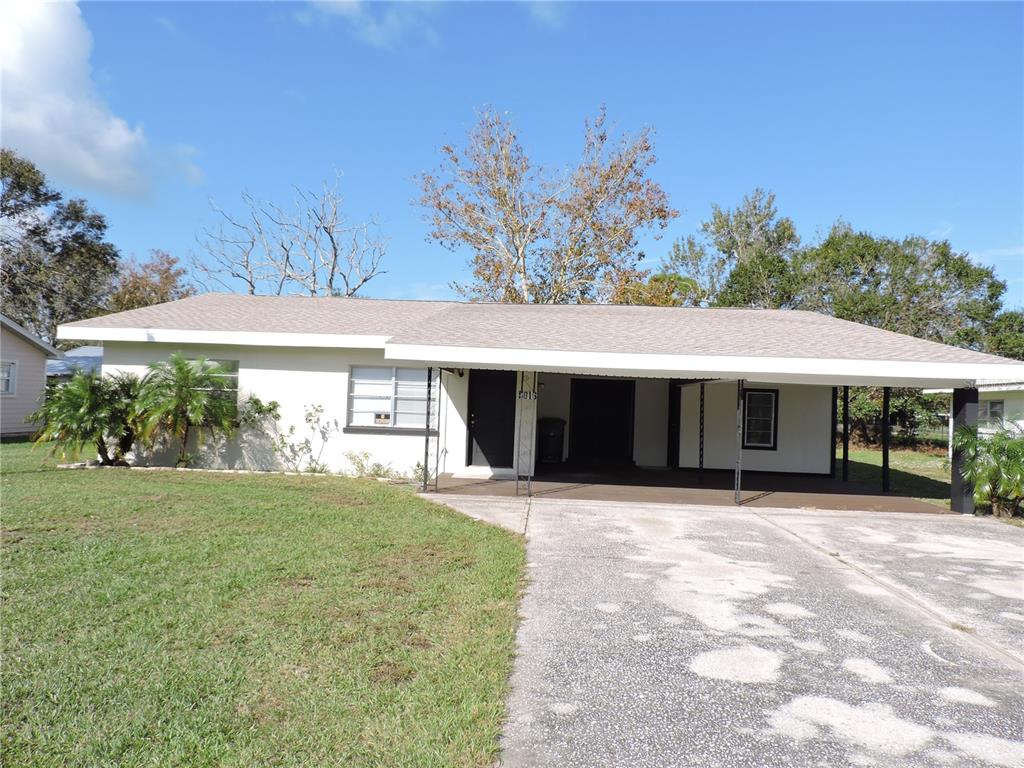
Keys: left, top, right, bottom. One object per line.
{"left": 1, "top": 442, "right": 525, "bottom": 768}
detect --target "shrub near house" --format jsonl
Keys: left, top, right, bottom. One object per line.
{"left": 33, "top": 356, "right": 276, "bottom": 468}
{"left": 953, "top": 423, "right": 1024, "bottom": 517}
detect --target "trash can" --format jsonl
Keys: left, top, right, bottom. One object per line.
{"left": 537, "top": 417, "right": 566, "bottom": 464}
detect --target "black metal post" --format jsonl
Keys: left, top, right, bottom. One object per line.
{"left": 951, "top": 387, "right": 978, "bottom": 514}
{"left": 422, "top": 367, "right": 432, "bottom": 492}
{"left": 842, "top": 385, "right": 850, "bottom": 482}
{"left": 881, "top": 386, "right": 891, "bottom": 493}
{"left": 734, "top": 379, "right": 744, "bottom": 505}
{"left": 830, "top": 387, "right": 838, "bottom": 479}
{"left": 698, "top": 382, "right": 705, "bottom": 484}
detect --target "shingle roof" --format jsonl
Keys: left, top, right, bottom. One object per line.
{"left": 60, "top": 293, "right": 456, "bottom": 336}
{"left": 387, "top": 302, "right": 1013, "bottom": 365}
{"left": 47, "top": 346, "right": 103, "bottom": 377}
{"left": 1, "top": 314, "right": 60, "bottom": 357}
{"left": 59, "top": 292, "right": 1016, "bottom": 366}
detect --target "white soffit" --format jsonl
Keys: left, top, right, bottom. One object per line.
{"left": 56, "top": 325, "right": 390, "bottom": 350}
{"left": 383, "top": 343, "right": 1024, "bottom": 388}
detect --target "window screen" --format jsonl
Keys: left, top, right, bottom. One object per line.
{"left": 349, "top": 367, "right": 438, "bottom": 429}
{"left": 743, "top": 389, "right": 777, "bottom": 449}
{"left": 0, "top": 362, "right": 13, "bottom": 395}
{"left": 980, "top": 400, "right": 1004, "bottom": 427}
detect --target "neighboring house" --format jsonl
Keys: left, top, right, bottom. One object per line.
{"left": 925, "top": 379, "right": 1024, "bottom": 459}
{"left": 46, "top": 345, "right": 104, "bottom": 383}
{"left": 57, "top": 293, "right": 1024, "bottom": 511}
{"left": 1, "top": 315, "right": 61, "bottom": 438}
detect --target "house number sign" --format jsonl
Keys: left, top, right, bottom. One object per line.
{"left": 517, "top": 389, "right": 537, "bottom": 401}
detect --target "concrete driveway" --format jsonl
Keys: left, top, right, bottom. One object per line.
{"left": 433, "top": 495, "right": 1024, "bottom": 768}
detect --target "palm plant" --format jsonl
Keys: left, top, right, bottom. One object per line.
{"left": 952, "top": 422, "right": 1024, "bottom": 517}
{"left": 138, "top": 353, "right": 238, "bottom": 467}
{"left": 31, "top": 371, "right": 117, "bottom": 464}
{"left": 105, "top": 372, "right": 145, "bottom": 462}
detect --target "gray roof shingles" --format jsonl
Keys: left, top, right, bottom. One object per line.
{"left": 61, "top": 293, "right": 1017, "bottom": 366}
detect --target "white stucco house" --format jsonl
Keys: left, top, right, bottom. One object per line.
{"left": 925, "top": 379, "right": 1024, "bottom": 460}
{"left": 1, "top": 314, "right": 60, "bottom": 438}
{"left": 57, "top": 293, "right": 1024, "bottom": 512}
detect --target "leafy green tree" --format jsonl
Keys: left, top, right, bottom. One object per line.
{"left": 1, "top": 149, "right": 120, "bottom": 345}
{"left": 953, "top": 423, "right": 1024, "bottom": 517}
{"left": 792, "top": 222, "right": 1005, "bottom": 346}
{"left": 715, "top": 252, "right": 799, "bottom": 309}
{"left": 139, "top": 354, "right": 240, "bottom": 467}
{"left": 661, "top": 236, "right": 724, "bottom": 307}
{"left": 612, "top": 272, "right": 698, "bottom": 306}
{"left": 846, "top": 387, "right": 947, "bottom": 446}
{"left": 984, "top": 311, "right": 1024, "bottom": 360}
{"left": 0, "top": 147, "right": 60, "bottom": 221}
{"left": 32, "top": 372, "right": 113, "bottom": 464}
{"left": 664, "top": 188, "right": 799, "bottom": 308}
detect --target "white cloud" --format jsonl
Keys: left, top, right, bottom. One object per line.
{"left": 171, "top": 144, "right": 205, "bottom": 186}
{"left": 309, "top": 1, "right": 439, "bottom": 48}
{"left": 1, "top": 1, "right": 151, "bottom": 196}
{"left": 525, "top": 1, "right": 569, "bottom": 29}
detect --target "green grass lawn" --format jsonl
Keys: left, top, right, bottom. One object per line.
{"left": 842, "top": 446, "right": 951, "bottom": 510}
{"left": 1, "top": 442, "right": 525, "bottom": 767}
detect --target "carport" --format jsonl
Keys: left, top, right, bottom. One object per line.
{"left": 383, "top": 304, "right": 1024, "bottom": 513}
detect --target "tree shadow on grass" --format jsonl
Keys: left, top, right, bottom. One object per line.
{"left": 845, "top": 458, "right": 950, "bottom": 501}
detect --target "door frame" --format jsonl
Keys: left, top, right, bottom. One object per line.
{"left": 466, "top": 369, "right": 517, "bottom": 469}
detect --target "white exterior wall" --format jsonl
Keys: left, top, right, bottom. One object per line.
{"left": 1, "top": 327, "right": 47, "bottom": 437}
{"left": 102, "top": 341, "right": 471, "bottom": 476}
{"left": 679, "top": 381, "right": 832, "bottom": 474}
{"left": 535, "top": 373, "right": 668, "bottom": 468}
{"left": 633, "top": 378, "right": 669, "bottom": 467}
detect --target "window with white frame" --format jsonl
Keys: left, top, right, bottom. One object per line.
{"left": 0, "top": 362, "right": 14, "bottom": 395}
{"left": 743, "top": 389, "right": 778, "bottom": 450}
{"left": 979, "top": 400, "right": 1004, "bottom": 428}
{"left": 348, "top": 367, "right": 438, "bottom": 429}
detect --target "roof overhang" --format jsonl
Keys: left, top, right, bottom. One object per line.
{"left": 2, "top": 315, "right": 61, "bottom": 358}
{"left": 924, "top": 382, "right": 1024, "bottom": 395}
{"left": 384, "top": 343, "right": 1024, "bottom": 388}
{"left": 57, "top": 325, "right": 390, "bottom": 350}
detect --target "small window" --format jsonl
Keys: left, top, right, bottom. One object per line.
{"left": 191, "top": 359, "right": 239, "bottom": 416}
{"left": 979, "top": 400, "right": 1004, "bottom": 428}
{"left": 743, "top": 389, "right": 778, "bottom": 450}
{"left": 349, "top": 366, "right": 438, "bottom": 429}
{"left": 0, "top": 361, "right": 15, "bottom": 395}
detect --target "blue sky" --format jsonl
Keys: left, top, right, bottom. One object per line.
{"left": 6, "top": 1, "right": 1023, "bottom": 307}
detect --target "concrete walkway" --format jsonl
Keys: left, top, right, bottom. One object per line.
{"left": 431, "top": 494, "right": 1024, "bottom": 768}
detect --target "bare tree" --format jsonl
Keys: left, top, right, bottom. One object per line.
{"left": 194, "top": 176, "right": 387, "bottom": 297}
{"left": 417, "top": 107, "right": 677, "bottom": 304}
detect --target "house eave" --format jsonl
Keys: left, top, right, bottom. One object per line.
{"left": 383, "top": 343, "right": 1024, "bottom": 389}
{"left": 56, "top": 325, "right": 391, "bottom": 350}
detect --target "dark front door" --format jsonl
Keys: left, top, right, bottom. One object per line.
{"left": 468, "top": 369, "right": 516, "bottom": 468}
{"left": 569, "top": 378, "right": 635, "bottom": 467}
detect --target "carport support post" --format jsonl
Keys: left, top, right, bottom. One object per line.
{"left": 951, "top": 387, "right": 978, "bottom": 515}
{"left": 842, "top": 386, "right": 850, "bottom": 482}
{"left": 698, "top": 383, "right": 705, "bottom": 484}
{"left": 830, "top": 387, "right": 838, "bottom": 478}
{"left": 734, "top": 379, "right": 744, "bottom": 505}
{"left": 881, "top": 386, "right": 891, "bottom": 493}
{"left": 422, "top": 367, "right": 433, "bottom": 492}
